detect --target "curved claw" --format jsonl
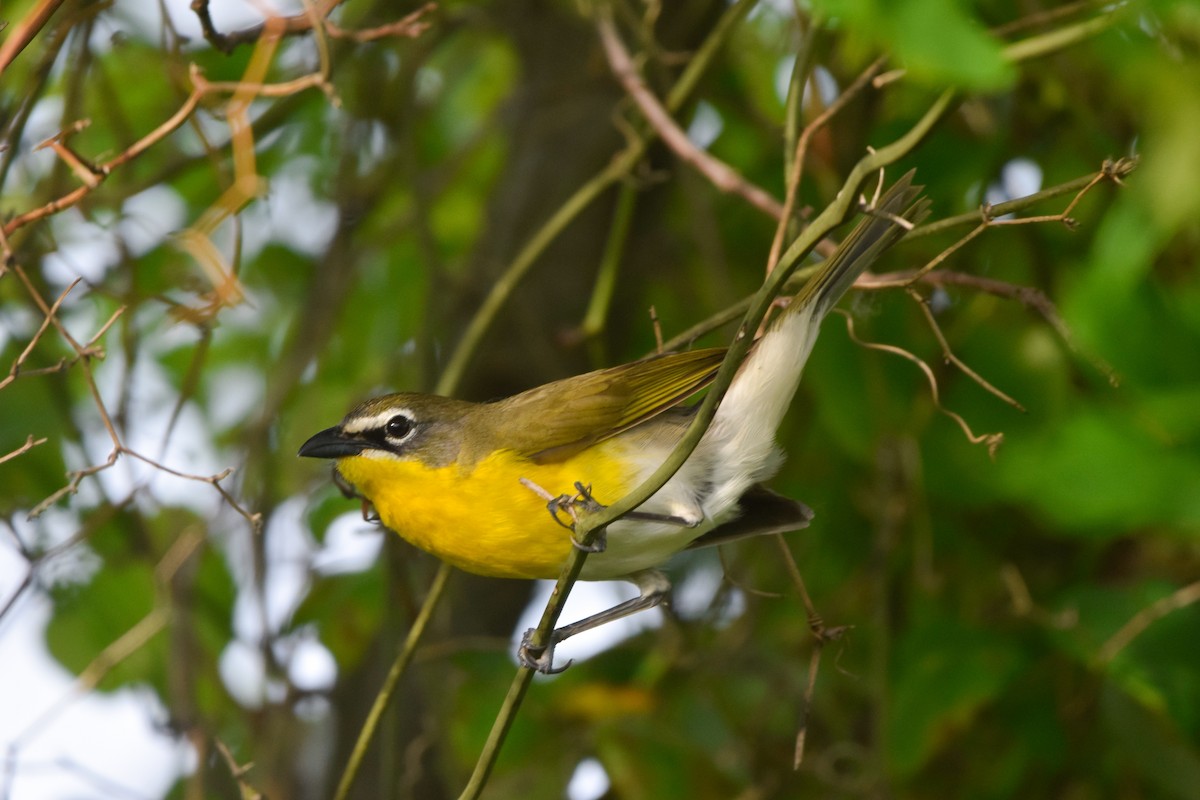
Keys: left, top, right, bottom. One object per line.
{"left": 518, "top": 629, "right": 573, "bottom": 674}
{"left": 570, "top": 530, "right": 607, "bottom": 553}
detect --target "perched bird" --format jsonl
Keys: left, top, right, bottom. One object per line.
{"left": 301, "top": 174, "right": 928, "bottom": 670}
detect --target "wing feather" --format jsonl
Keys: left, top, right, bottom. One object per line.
{"left": 491, "top": 347, "right": 727, "bottom": 463}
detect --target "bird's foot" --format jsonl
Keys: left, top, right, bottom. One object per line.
{"left": 517, "top": 628, "right": 573, "bottom": 674}
{"left": 519, "top": 478, "right": 609, "bottom": 553}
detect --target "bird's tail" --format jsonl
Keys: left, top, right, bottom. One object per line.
{"left": 700, "top": 172, "right": 929, "bottom": 513}
{"left": 786, "top": 172, "right": 930, "bottom": 323}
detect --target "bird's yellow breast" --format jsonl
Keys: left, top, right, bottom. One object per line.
{"left": 333, "top": 445, "right": 634, "bottom": 580}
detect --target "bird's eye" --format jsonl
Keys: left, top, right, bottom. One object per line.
{"left": 384, "top": 414, "right": 415, "bottom": 441}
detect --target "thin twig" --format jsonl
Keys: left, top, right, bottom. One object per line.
{"left": 2, "top": 64, "right": 321, "bottom": 237}
{"left": 0, "top": 277, "right": 80, "bottom": 391}
{"left": 1098, "top": 581, "right": 1200, "bottom": 663}
{"left": 0, "top": 435, "right": 48, "bottom": 465}
{"left": 906, "top": 287, "right": 1026, "bottom": 412}
{"left": 771, "top": 534, "right": 850, "bottom": 768}
{"left": 213, "top": 737, "right": 263, "bottom": 800}
{"left": 836, "top": 310, "right": 1004, "bottom": 457}
{"left": 3, "top": 2, "right": 438, "bottom": 241}
{"left": 597, "top": 11, "right": 784, "bottom": 220}
{"left": 0, "top": 0, "right": 67, "bottom": 75}
{"left": 767, "top": 57, "right": 887, "bottom": 274}
{"left": 323, "top": 3, "right": 437, "bottom": 43}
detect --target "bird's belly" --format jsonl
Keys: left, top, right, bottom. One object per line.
{"left": 578, "top": 518, "right": 715, "bottom": 580}
{"left": 335, "top": 446, "right": 657, "bottom": 580}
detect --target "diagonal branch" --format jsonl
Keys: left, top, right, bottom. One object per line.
{"left": 0, "top": 0, "right": 67, "bottom": 75}
{"left": 597, "top": 11, "right": 784, "bottom": 220}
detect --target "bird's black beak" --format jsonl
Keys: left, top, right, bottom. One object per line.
{"left": 298, "top": 426, "right": 367, "bottom": 459}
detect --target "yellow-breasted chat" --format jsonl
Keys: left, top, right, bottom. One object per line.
{"left": 300, "top": 174, "right": 928, "bottom": 670}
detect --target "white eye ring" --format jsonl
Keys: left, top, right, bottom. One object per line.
{"left": 384, "top": 414, "right": 415, "bottom": 442}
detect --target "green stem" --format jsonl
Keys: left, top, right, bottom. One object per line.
{"left": 1002, "top": 10, "right": 1117, "bottom": 63}
{"left": 581, "top": 181, "right": 638, "bottom": 362}
{"left": 907, "top": 158, "right": 1136, "bottom": 239}
{"left": 782, "top": 9, "right": 823, "bottom": 186}
{"left": 332, "top": 563, "right": 453, "bottom": 800}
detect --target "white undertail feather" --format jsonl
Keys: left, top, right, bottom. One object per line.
{"left": 701, "top": 308, "right": 820, "bottom": 515}
{"left": 593, "top": 308, "right": 826, "bottom": 578}
{"left": 694, "top": 173, "right": 929, "bottom": 523}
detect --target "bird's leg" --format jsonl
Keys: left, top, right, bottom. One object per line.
{"left": 519, "top": 478, "right": 608, "bottom": 552}
{"left": 334, "top": 469, "right": 379, "bottom": 523}
{"left": 571, "top": 482, "right": 703, "bottom": 529}
{"left": 520, "top": 478, "right": 702, "bottom": 555}
{"left": 518, "top": 570, "right": 672, "bottom": 674}
{"left": 560, "top": 482, "right": 609, "bottom": 552}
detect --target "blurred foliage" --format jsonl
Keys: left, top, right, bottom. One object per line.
{"left": 1, "top": 0, "right": 1198, "bottom": 798}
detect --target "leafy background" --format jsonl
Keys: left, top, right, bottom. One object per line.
{"left": 1, "top": 1, "right": 1198, "bottom": 798}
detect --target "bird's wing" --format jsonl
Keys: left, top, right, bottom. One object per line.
{"left": 493, "top": 347, "right": 728, "bottom": 463}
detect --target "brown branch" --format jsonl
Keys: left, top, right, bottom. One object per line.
{"left": 0, "top": 0, "right": 67, "bottom": 75}
{"left": 191, "top": 0, "right": 342, "bottom": 54}
{"left": 992, "top": 0, "right": 1098, "bottom": 37}
{"left": 836, "top": 310, "right": 1004, "bottom": 457}
{"left": 36, "top": 119, "right": 102, "bottom": 186}
{"left": 767, "top": 57, "right": 888, "bottom": 274}
{"left": 8, "top": 263, "right": 87, "bottom": 352}
{"left": 0, "top": 297, "right": 120, "bottom": 390}
{"left": 596, "top": 11, "right": 784, "bottom": 221}
{"left": 323, "top": 3, "right": 438, "bottom": 43}
{"left": 853, "top": 158, "right": 1131, "bottom": 387}
{"left": 0, "top": 277, "right": 80, "bottom": 392}
{"left": 123, "top": 449, "right": 261, "bottom": 531}
{"left": 0, "top": 435, "right": 48, "bottom": 465}
{"left": 7, "top": 265, "right": 253, "bottom": 526}
{"left": 906, "top": 287, "right": 1026, "bottom": 412}
{"left": 1098, "top": 581, "right": 1200, "bottom": 663}
{"left": 864, "top": 268, "right": 1120, "bottom": 386}
{"left": 3, "top": 41, "right": 346, "bottom": 238}
{"left": 191, "top": 0, "right": 435, "bottom": 54}
{"left": 772, "top": 534, "right": 851, "bottom": 768}
{"left": 907, "top": 157, "right": 1136, "bottom": 241}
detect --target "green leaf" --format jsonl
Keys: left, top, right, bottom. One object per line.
{"left": 992, "top": 409, "right": 1200, "bottom": 533}
{"left": 815, "top": 0, "right": 1014, "bottom": 89}
{"left": 886, "top": 0, "right": 1015, "bottom": 89}
{"left": 889, "top": 615, "right": 1026, "bottom": 776}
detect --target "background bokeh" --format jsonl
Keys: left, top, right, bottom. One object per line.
{"left": 1, "top": 1, "right": 1198, "bottom": 798}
